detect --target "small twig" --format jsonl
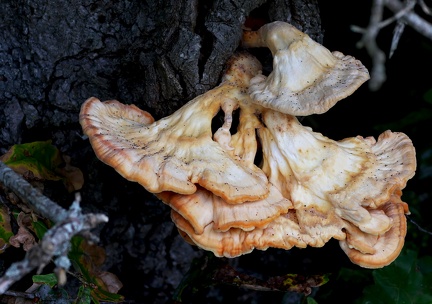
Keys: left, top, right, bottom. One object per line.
{"left": 357, "top": 0, "right": 388, "bottom": 91}
{"left": 0, "top": 160, "right": 67, "bottom": 222}
{"left": 418, "top": 0, "right": 432, "bottom": 15}
{"left": 351, "top": 0, "right": 432, "bottom": 91}
{"left": 351, "top": 0, "right": 415, "bottom": 35}
{"left": 0, "top": 161, "right": 109, "bottom": 294}
{"left": 3, "top": 290, "right": 36, "bottom": 299}
{"left": 406, "top": 215, "right": 432, "bottom": 236}
{"left": 385, "top": 0, "right": 432, "bottom": 40}
{"left": 0, "top": 193, "right": 108, "bottom": 294}
{"left": 390, "top": 20, "right": 406, "bottom": 58}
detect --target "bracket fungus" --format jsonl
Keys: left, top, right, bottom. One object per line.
{"left": 79, "top": 21, "right": 416, "bottom": 269}
{"left": 79, "top": 58, "right": 269, "bottom": 204}
{"left": 242, "top": 21, "right": 371, "bottom": 116}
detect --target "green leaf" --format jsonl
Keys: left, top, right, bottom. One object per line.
{"left": 76, "top": 285, "right": 92, "bottom": 304}
{"left": 90, "top": 287, "right": 124, "bottom": 303}
{"left": 423, "top": 88, "right": 432, "bottom": 104}
{"left": 0, "top": 140, "right": 84, "bottom": 192}
{"left": 1, "top": 140, "right": 63, "bottom": 181}
{"left": 336, "top": 266, "right": 373, "bottom": 284}
{"left": 418, "top": 255, "right": 432, "bottom": 274}
{"left": 32, "top": 273, "right": 58, "bottom": 288}
{"left": 307, "top": 297, "right": 319, "bottom": 304}
{"left": 31, "top": 218, "right": 50, "bottom": 240}
{"left": 68, "top": 236, "right": 124, "bottom": 303}
{"left": 358, "top": 249, "right": 432, "bottom": 304}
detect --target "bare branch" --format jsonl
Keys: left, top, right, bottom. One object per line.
{"left": 418, "top": 0, "right": 432, "bottom": 15}
{"left": 0, "top": 161, "right": 109, "bottom": 294}
{"left": 406, "top": 215, "right": 432, "bottom": 236}
{"left": 390, "top": 20, "right": 407, "bottom": 58}
{"left": 0, "top": 161, "right": 67, "bottom": 222}
{"left": 352, "top": 0, "right": 388, "bottom": 91}
{"left": 385, "top": 0, "right": 432, "bottom": 40}
{"left": 351, "top": 0, "right": 432, "bottom": 90}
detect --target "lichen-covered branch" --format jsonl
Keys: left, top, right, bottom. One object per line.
{"left": 0, "top": 161, "right": 108, "bottom": 294}
{"left": 0, "top": 161, "right": 68, "bottom": 222}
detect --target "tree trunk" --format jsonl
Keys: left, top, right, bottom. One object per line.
{"left": 0, "top": 0, "right": 322, "bottom": 149}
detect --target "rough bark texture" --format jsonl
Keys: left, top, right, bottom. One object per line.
{"left": 0, "top": 0, "right": 322, "bottom": 150}
{"left": 0, "top": 1, "right": 331, "bottom": 303}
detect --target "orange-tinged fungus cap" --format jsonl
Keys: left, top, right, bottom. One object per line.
{"left": 79, "top": 54, "right": 270, "bottom": 204}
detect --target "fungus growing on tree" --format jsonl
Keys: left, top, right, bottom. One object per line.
{"left": 79, "top": 23, "right": 416, "bottom": 269}
{"left": 257, "top": 110, "right": 416, "bottom": 267}
{"left": 242, "top": 21, "right": 370, "bottom": 115}
{"left": 79, "top": 54, "right": 269, "bottom": 204}
{"left": 339, "top": 194, "right": 410, "bottom": 268}
{"left": 159, "top": 110, "right": 415, "bottom": 262}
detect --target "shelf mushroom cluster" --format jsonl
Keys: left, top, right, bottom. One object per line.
{"left": 79, "top": 21, "right": 416, "bottom": 268}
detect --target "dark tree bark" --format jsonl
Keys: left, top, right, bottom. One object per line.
{"left": 0, "top": 0, "right": 322, "bottom": 149}
{"left": 0, "top": 1, "right": 328, "bottom": 303}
